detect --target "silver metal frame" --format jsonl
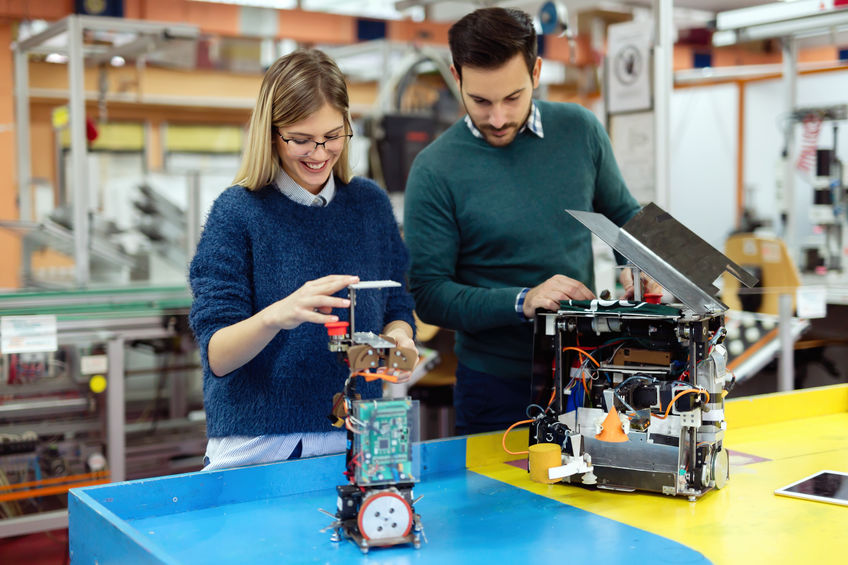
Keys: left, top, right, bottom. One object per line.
{"left": 12, "top": 15, "right": 199, "bottom": 286}
{"left": 653, "top": 0, "right": 673, "bottom": 210}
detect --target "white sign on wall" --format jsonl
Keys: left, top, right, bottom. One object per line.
{"left": 795, "top": 286, "right": 827, "bottom": 319}
{"left": 610, "top": 112, "right": 656, "bottom": 204}
{"left": 607, "top": 20, "right": 653, "bottom": 114}
{"left": 1, "top": 315, "right": 58, "bottom": 354}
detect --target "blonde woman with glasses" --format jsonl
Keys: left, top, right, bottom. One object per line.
{"left": 189, "top": 49, "right": 416, "bottom": 470}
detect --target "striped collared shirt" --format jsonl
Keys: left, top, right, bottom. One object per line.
{"left": 464, "top": 100, "right": 544, "bottom": 140}
{"left": 203, "top": 432, "right": 346, "bottom": 470}
{"left": 273, "top": 166, "right": 336, "bottom": 207}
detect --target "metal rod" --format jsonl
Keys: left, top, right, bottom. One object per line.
{"left": 688, "top": 328, "right": 699, "bottom": 384}
{"left": 652, "top": 0, "right": 673, "bottom": 209}
{"left": 554, "top": 324, "right": 564, "bottom": 414}
{"left": 14, "top": 47, "right": 31, "bottom": 223}
{"left": 778, "top": 292, "right": 794, "bottom": 392}
{"left": 67, "top": 15, "right": 90, "bottom": 287}
{"left": 186, "top": 170, "right": 202, "bottom": 259}
{"left": 107, "top": 337, "right": 126, "bottom": 482}
{"left": 348, "top": 286, "right": 356, "bottom": 336}
{"left": 630, "top": 266, "right": 643, "bottom": 302}
{"left": 782, "top": 37, "right": 798, "bottom": 264}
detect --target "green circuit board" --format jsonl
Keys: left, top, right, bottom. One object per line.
{"left": 352, "top": 398, "right": 417, "bottom": 486}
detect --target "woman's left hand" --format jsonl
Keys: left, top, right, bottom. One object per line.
{"left": 384, "top": 330, "right": 419, "bottom": 367}
{"left": 392, "top": 333, "right": 418, "bottom": 358}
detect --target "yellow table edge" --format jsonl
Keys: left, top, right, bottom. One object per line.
{"left": 462, "top": 384, "right": 848, "bottom": 565}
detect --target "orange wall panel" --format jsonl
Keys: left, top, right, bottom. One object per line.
{"left": 0, "top": 0, "right": 72, "bottom": 20}
{"left": 713, "top": 46, "right": 782, "bottom": 67}
{"left": 28, "top": 61, "right": 263, "bottom": 103}
{"left": 388, "top": 20, "right": 451, "bottom": 45}
{"left": 277, "top": 9, "right": 354, "bottom": 45}
{"left": 798, "top": 45, "right": 838, "bottom": 62}
{"left": 28, "top": 105, "right": 56, "bottom": 184}
{"left": 138, "top": 0, "right": 239, "bottom": 36}
{"left": 0, "top": 21, "right": 20, "bottom": 288}
{"left": 545, "top": 35, "right": 597, "bottom": 66}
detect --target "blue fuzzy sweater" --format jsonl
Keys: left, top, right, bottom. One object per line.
{"left": 189, "top": 177, "right": 415, "bottom": 437}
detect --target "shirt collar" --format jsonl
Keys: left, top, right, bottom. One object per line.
{"left": 464, "top": 100, "right": 544, "bottom": 140}
{"left": 273, "top": 167, "right": 336, "bottom": 207}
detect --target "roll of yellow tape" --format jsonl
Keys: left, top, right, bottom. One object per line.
{"left": 528, "top": 443, "right": 562, "bottom": 484}
{"left": 89, "top": 374, "right": 107, "bottom": 394}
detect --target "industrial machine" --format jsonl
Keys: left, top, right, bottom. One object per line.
{"left": 0, "top": 286, "right": 206, "bottom": 537}
{"left": 781, "top": 104, "right": 848, "bottom": 272}
{"left": 793, "top": 105, "right": 848, "bottom": 272}
{"left": 320, "top": 281, "right": 425, "bottom": 553}
{"left": 526, "top": 204, "right": 758, "bottom": 500}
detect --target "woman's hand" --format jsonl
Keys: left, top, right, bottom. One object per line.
{"left": 382, "top": 321, "right": 419, "bottom": 365}
{"left": 390, "top": 333, "right": 418, "bottom": 358}
{"left": 261, "top": 274, "right": 359, "bottom": 330}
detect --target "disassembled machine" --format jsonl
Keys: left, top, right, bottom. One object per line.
{"left": 527, "top": 204, "right": 758, "bottom": 500}
{"left": 320, "top": 281, "right": 425, "bottom": 553}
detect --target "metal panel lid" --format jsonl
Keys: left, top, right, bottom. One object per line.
{"left": 567, "top": 202, "right": 759, "bottom": 314}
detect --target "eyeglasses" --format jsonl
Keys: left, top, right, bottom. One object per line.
{"left": 278, "top": 132, "right": 353, "bottom": 156}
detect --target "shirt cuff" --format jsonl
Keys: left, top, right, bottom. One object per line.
{"left": 515, "top": 287, "right": 530, "bottom": 321}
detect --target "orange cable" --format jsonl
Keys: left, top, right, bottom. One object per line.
{"left": 562, "top": 346, "right": 599, "bottom": 395}
{"left": 502, "top": 419, "right": 533, "bottom": 456}
{"left": 653, "top": 389, "right": 711, "bottom": 420}
{"left": 0, "top": 470, "right": 110, "bottom": 492}
{"left": 0, "top": 478, "right": 111, "bottom": 503}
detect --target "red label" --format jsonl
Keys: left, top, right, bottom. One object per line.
{"left": 405, "top": 131, "right": 430, "bottom": 143}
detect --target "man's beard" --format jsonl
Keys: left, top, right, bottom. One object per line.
{"left": 465, "top": 103, "right": 531, "bottom": 147}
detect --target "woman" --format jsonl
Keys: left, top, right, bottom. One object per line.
{"left": 189, "top": 49, "right": 416, "bottom": 470}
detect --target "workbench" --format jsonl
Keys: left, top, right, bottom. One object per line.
{"left": 69, "top": 384, "right": 848, "bottom": 564}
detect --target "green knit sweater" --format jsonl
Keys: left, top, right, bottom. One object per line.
{"left": 404, "top": 100, "right": 639, "bottom": 380}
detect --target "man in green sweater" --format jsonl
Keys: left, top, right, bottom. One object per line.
{"left": 404, "top": 7, "right": 649, "bottom": 434}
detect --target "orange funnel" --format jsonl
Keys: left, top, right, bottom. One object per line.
{"left": 595, "top": 405, "right": 629, "bottom": 443}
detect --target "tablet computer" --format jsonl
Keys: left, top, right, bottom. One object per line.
{"left": 774, "top": 470, "right": 848, "bottom": 507}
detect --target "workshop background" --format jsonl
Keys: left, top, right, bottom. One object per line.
{"left": 1, "top": 1, "right": 848, "bottom": 563}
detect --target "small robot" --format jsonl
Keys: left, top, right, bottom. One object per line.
{"left": 319, "top": 281, "right": 426, "bottom": 553}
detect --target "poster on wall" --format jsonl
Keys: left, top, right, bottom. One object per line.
{"left": 607, "top": 20, "right": 653, "bottom": 114}
{"left": 610, "top": 112, "right": 655, "bottom": 204}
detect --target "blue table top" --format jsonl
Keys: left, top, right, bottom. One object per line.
{"left": 70, "top": 439, "right": 708, "bottom": 564}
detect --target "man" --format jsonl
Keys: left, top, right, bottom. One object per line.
{"left": 404, "top": 7, "right": 652, "bottom": 435}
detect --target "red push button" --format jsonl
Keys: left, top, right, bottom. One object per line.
{"left": 325, "top": 321, "right": 349, "bottom": 336}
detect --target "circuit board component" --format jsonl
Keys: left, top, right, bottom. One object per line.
{"left": 352, "top": 398, "right": 417, "bottom": 486}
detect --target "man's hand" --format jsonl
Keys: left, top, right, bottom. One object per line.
{"left": 523, "top": 275, "right": 595, "bottom": 318}
{"left": 619, "top": 269, "right": 663, "bottom": 300}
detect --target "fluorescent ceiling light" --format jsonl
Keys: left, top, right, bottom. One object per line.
{"left": 189, "top": 0, "right": 422, "bottom": 19}
{"left": 190, "top": 0, "right": 297, "bottom": 7}
{"left": 716, "top": 0, "right": 835, "bottom": 31}
{"left": 714, "top": 9, "right": 848, "bottom": 45}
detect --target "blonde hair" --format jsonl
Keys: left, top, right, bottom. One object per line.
{"left": 234, "top": 49, "right": 353, "bottom": 189}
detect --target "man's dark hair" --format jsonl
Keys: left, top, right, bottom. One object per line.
{"left": 448, "top": 7, "right": 537, "bottom": 81}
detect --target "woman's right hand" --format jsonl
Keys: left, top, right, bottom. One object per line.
{"left": 261, "top": 274, "right": 359, "bottom": 330}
